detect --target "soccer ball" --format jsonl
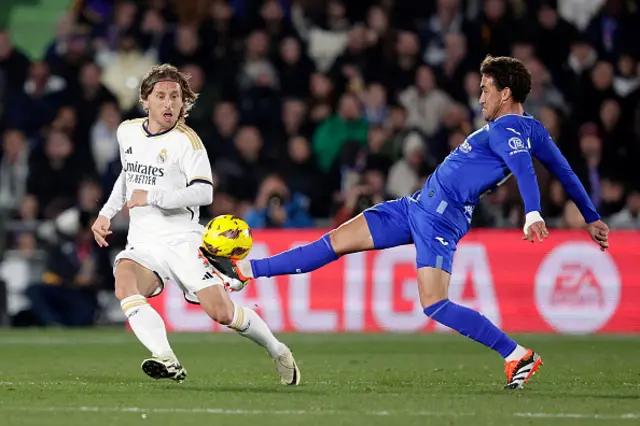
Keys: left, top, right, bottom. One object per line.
{"left": 202, "top": 215, "right": 253, "bottom": 259}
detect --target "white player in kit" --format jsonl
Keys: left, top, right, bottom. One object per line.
{"left": 91, "top": 64, "right": 300, "bottom": 385}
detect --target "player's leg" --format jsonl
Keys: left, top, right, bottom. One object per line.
{"left": 234, "top": 198, "right": 413, "bottom": 280}
{"left": 418, "top": 267, "right": 541, "bottom": 389}
{"left": 114, "top": 256, "right": 185, "bottom": 381}
{"left": 411, "top": 217, "right": 542, "bottom": 389}
{"left": 195, "top": 281, "right": 300, "bottom": 385}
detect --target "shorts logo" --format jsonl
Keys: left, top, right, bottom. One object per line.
{"left": 435, "top": 237, "right": 449, "bottom": 246}
{"left": 534, "top": 242, "right": 620, "bottom": 334}
{"left": 157, "top": 148, "right": 168, "bottom": 164}
{"left": 202, "top": 271, "right": 216, "bottom": 281}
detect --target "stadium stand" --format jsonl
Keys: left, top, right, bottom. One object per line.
{"left": 0, "top": 0, "right": 639, "bottom": 326}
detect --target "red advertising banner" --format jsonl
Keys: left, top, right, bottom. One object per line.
{"left": 148, "top": 230, "right": 640, "bottom": 334}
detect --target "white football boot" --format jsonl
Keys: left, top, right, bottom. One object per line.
{"left": 274, "top": 347, "right": 301, "bottom": 386}
{"left": 141, "top": 356, "right": 187, "bottom": 382}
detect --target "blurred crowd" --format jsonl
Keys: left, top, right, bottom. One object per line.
{"left": 1, "top": 0, "right": 640, "bottom": 325}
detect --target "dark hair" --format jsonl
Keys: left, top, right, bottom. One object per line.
{"left": 480, "top": 55, "right": 532, "bottom": 104}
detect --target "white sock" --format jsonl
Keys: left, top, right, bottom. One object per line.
{"left": 229, "top": 305, "right": 286, "bottom": 358}
{"left": 237, "top": 259, "right": 254, "bottom": 278}
{"left": 121, "top": 295, "right": 177, "bottom": 360}
{"left": 505, "top": 344, "right": 528, "bottom": 362}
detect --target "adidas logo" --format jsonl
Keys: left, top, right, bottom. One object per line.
{"left": 202, "top": 271, "right": 215, "bottom": 281}
{"left": 125, "top": 147, "right": 133, "bottom": 154}
{"left": 237, "top": 320, "right": 251, "bottom": 333}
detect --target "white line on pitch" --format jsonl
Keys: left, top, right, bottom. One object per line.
{"left": 3, "top": 406, "right": 640, "bottom": 420}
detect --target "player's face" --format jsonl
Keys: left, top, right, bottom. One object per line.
{"left": 145, "top": 81, "right": 183, "bottom": 130}
{"left": 479, "top": 75, "right": 503, "bottom": 121}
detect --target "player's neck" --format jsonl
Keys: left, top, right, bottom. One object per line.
{"left": 145, "top": 118, "right": 176, "bottom": 135}
{"left": 494, "top": 103, "right": 524, "bottom": 121}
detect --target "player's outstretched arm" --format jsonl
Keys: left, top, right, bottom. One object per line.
{"left": 533, "top": 133, "right": 609, "bottom": 251}
{"left": 489, "top": 125, "right": 548, "bottom": 243}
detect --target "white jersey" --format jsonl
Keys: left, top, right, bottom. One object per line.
{"left": 115, "top": 118, "right": 213, "bottom": 245}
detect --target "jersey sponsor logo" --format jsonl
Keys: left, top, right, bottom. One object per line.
{"left": 507, "top": 137, "right": 528, "bottom": 156}
{"left": 125, "top": 161, "right": 165, "bottom": 185}
{"left": 534, "top": 242, "right": 620, "bottom": 333}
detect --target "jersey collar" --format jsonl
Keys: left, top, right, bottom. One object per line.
{"left": 142, "top": 119, "right": 179, "bottom": 138}
{"left": 492, "top": 112, "right": 534, "bottom": 123}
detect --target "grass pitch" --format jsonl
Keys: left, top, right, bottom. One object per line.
{"left": 0, "top": 330, "right": 638, "bottom": 426}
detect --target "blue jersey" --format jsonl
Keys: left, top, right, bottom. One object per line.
{"left": 427, "top": 113, "right": 600, "bottom": 224}
{"left": 364, "top": 113, "right": 600, "bottom": 273}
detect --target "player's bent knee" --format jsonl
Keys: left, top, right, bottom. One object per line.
{"left": 417, "top": 267, "right": 451, "bottom": 309}
{"left": 196, "top": 285, "right": 235, "bottom": 325}
{"left": 114, "top": 259, "right": 160, "bottom": 300}
{"left": 329, "top": 214, "right": 374, "bottom": 255}
{"left": 114, "top": 261, "right": 139, "bottom": 301}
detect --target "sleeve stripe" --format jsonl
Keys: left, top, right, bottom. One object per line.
{"left": 177, "top": 124, "right": 204, "bottom": 151}
{"left": 188, "top": 177, "right": 213, "bottom": 186}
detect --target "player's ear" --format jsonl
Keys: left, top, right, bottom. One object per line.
{"left": 141, "top": 97, "right": 150, "bottom": 111}
{"left": 502, "top": 87, "right": 512, "bottom": 102}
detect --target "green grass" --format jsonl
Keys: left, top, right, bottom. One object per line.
{"left": 0, "top": 330, "right": 639, "bottom": 426}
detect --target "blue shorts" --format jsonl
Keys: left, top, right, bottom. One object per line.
{"left": 363, "top": 191, "right": 468, "bottom": 273}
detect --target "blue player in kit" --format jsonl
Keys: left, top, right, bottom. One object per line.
{"left": 215, "top": 56, "right": 611, "bottom": 389}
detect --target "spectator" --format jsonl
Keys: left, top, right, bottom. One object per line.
{"left": 90, "top": 101, "right": 121, "bottom": 178}
{"left": 25, "top": 213, "right": 111, "bottom": 327}
{"left": 386, "top": 131, "right": 429, "bottom": 198}
{"left": 312, "top": 92, "right": 368, "bottom": 173}
{"left": 399, "top": 65, "right": 454, "bottom": 137}
{"left": 608, "top": 187, "right": 640, "bottom": 229}
{"left": 244, "top": 174, "right": 313, "bottom": 229}
{"left": 333, "top": 168, "right": 388, "bottom": 227}
{"left": 26, "top": 130, "right": 80, "bottom": 219}
{"left": 0, "top": 129, "right": 29, "bottom": 212}
{"left": 100, "top": 31, "right": 156, "bottom": 111}
{"left": 0, "top": 29, "right": 30, "bottom": 90}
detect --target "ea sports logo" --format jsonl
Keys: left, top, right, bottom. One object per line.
{"left": 535, "top": 242, "right": 620, "bottom": 334}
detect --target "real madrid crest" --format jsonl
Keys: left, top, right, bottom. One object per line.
{"left": 157, "top": 148, "right": 167, "bottom": 164}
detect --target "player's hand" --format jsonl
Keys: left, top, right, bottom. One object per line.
{"left": 522, "top": 221, "right": 548, "bottom": 243}
{"left": 587, "top": 220, "right": 609, "bottom": 251}
{"left": 127, "top": 190, "right": 148, "bottom": 209}
{"left": 91, "top": 215, "right": 112, "bottom": 247}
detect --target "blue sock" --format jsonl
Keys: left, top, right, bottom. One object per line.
{"left": 424, "top": 299, "right": 517, "bottom": 358}
{"left": 250, "top": 234, "right": 339, "bottom": 278}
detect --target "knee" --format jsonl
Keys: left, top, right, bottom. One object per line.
{"left": 417, "top": 269, "right": 450, "bottom": 309}
{"left": 209, "top": 305, "right": 234, "bottom": 325}
{"left": 197, "top": 286, "right": 235, "bottom": 325}
{"left": 329, "top": 215, "right": 373, "bottom": 255}
{"left": 420, "top": 293, "right": 448, "bottom": 310}
{"left": 114, "top": 279, "right": 138, "bottom": 301}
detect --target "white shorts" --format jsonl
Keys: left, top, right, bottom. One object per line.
{"left": 113, "top": 237, "right": 223, "bottom": 304}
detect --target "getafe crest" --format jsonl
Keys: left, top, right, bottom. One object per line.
{"left": 157, "top": 148, "right": 168, "bottom": 164}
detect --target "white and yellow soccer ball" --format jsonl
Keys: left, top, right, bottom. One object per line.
{"left": 202, "top": 215, "right": 253, "bottom": 259}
